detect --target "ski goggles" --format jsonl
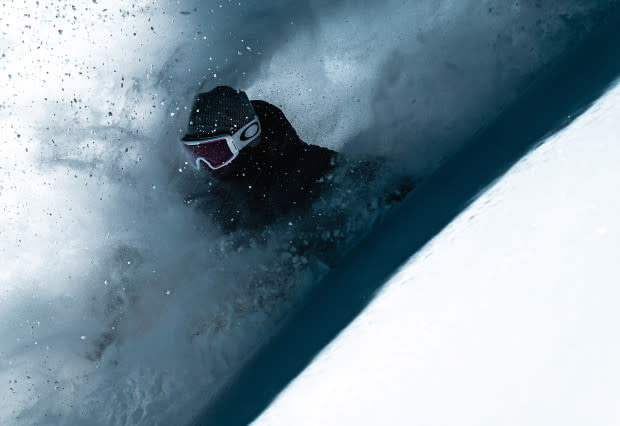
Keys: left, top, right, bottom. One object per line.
{"left": 182, "top": 116, "right": 261, "bottom": 170}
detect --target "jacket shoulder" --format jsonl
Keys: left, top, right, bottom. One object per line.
{"left": 250, "top": 100, "right": 299, "bottom": 141}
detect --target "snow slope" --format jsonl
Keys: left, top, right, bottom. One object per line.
{"left": 252, "top": 77, "right": 620, "bottom": 426}
{"left": 1, "top": 1, "right": 618, "bottom": 424}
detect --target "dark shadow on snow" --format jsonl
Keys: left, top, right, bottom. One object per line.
{"left": 191, "top": 8, "right": 620, "bottom": 425}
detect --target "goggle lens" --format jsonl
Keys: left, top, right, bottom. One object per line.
{"left": 184, "top": 138, "right": 235, "bottom": 169}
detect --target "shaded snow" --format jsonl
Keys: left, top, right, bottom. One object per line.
{"left": 0, "top": 0, "right": 616, "bottom": 424}
{"left": 253, "top": 80, "right": 620, "bottom": 426}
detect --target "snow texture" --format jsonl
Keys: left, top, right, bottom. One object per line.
{"left": 253, "top": 78, "right": 620, "bottom": 426}
{"left": 0, "top": 0, "right": 616, "bottom": 424}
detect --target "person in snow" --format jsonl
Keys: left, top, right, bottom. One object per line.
{"left": 181, "top": 86, "right": 414, "bottom": 232}
{"left": 181, "top": 86, "right": 342, "bottom": 230}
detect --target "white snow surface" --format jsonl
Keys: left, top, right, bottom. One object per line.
{"left": 0, "top": 0, "right": 615, "bottom": 424}
{"left": 253, "top": 81, "right": 620, "bottom": 426}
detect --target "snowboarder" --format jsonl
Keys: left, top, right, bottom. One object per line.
{"left": 181, "top": 86, "right": 343, "bottom": 230}
{"left": 181, "top": 85, "right": 417, "bottom": 238}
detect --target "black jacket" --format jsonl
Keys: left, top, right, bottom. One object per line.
{"left": 191, "top": 100, "right": 339, "bottom": 231}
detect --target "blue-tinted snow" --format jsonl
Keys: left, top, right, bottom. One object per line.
{"left": 253, "top": 77, "right": 620, "bottom": 426}
{"left": 0, "top": 0, "right": 617, "bottom": 424}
